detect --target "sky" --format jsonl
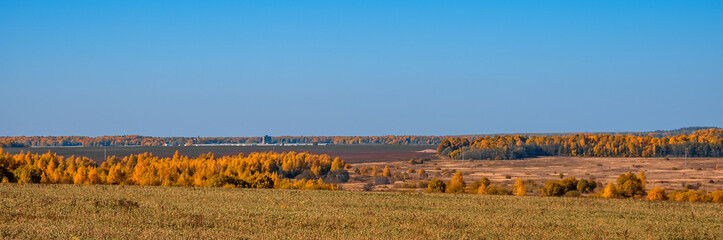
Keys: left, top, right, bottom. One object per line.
{"left": 1, "top": 1, "right": 722, "bottom": 137}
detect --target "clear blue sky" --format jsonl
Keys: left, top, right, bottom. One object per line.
{"left": 1, "top": 1, "right": 721, "bottom": 137}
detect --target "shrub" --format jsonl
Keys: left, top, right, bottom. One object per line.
{"left": 564, "top": 190, "right": 581, "bottom": 198}
{"left": 373, "top": 176, "right": 390, "bottom": 185}
{"left": 408, "top": 158, "right": 426, "bottom": 164}
{"left": 362, "top": 182, "right": 374, "bottom": 191}
{"left": 469, "top": 177, "right": 489, "bottom": 192}
{"left": 323, "top": 169, "right": 350, "bottom": 183}
{"left": 711, "top": 190, "right": 723, "bottom": 203}
{"left": 513, "top": 178, "right": 526, "bottom": 196}
{"left": 601, "top": 183, "right": 618, "bottom": 198}
{"left": 382, "top": 166, "right": 391, "bottom": 177}
{"left": 446, "top": 171, "right": 466, "bottom": 193}
{"left": 0, "top": 165, "right": 16, "bottom": 183}
{"left": 484, "top": 185, "right": 510, "bottom": 195}
{"left": 13, "top": 165, "right": 42, "bottom": 184}
{"left": 646, "top": 187, "right": 667, "bottom": 201}
{"left": 205, "top": 174, "right": 243, "bottom": 188}
{"left": 576, "top": 179, "right": 597, "bottom": 193}
{"left": 252, "top": 174, "right": 275, "bottom": 189}
{"left": 560, "top": 177, "right": 579, "bottom": 192}
{"left": 637, "top": 170, "right": 646, "bottom": 189}
{"left": 407, "top": 168, "right": 416, "bottom": 174}
{"left": 541, "top": 180, "right": 565, "bottom": 197}
{"left": 504, "top": 175, "right": 512, "bottom": 179}
{"left": 426, "top": 178, "right": 446, "bottom": 193}
{"left": 669, "top": 190, "right": 707, "bottom": 202}
{"left": 615, "top": 172, "right": 645, "bottom": 198}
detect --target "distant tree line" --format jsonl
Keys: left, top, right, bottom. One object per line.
{"left": 438, "top": 128, "right": 723, "bottom": 160}
{"left": 0, "top": 149, "right": 351, "bottom": 190}
{"left": 2, "top": 127, "right": 711, "bottom": 147}
{"left": 0, "top": 135, "right": 447, "bottom": 147}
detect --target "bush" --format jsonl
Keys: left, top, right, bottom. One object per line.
{"left": 560, "top": 177, "right": 579, "bottom": 192}
{"left": 0, "top": 165, "right": 16, "bottom": 183}
{"left": 601, "top": 183, "right": 618, "bottom": 198}
{"left": 426, "top": 178, "right": 446, "bottom": 193}
{"left": 323, "top": 169, "right": 350, "bottom": 183}
{"left": 484, "top": 185, "right": 510, "bottom": 195}
{"left": 647, "top": 187, "right": 667, "bottom": 201}
{"left": 541, "top": 181, "right": 565, "bottom": 197}
{"left": 513, "top": 178, "right": 526, "bottom": 196}
{"left": 13, "top": 165, "right": 42, "bottom": 184}
{"left": 373, "top": 176, "right": 390, "bottom": 185}
{"left": 564, "top": 190, "right": 581, "bottom": 198}
{"left": 470, "top": 177, "right": 490, "bottom": 193}
{"left": 711, "top": 190, "right": 723, "bottom": 203}
{"left": 669, "top": 190, "right": 707, "bottom": 202}
{"left": 615, "top": 172, "right": 645, "bottom": 198}
{"left": 252, "top": 174, "right": 275, "bottom": 189}
{"left": 205, "top": 175, "right": 245, "bottom": 188}
{"left": 446, "top": 171, "right": 466, "bottom": 193}
{"left": 408, "top": 158, "right": 427, "bottom": 164}
{"left": 576, "top": 179, "right": 597, "bottom": 193}
{"left": 362, "top": 182, "right": 374, "bottom": 191}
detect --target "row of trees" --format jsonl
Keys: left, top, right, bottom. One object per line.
{"left": 0, "top": 135, "right": 447, "bottom": 147}
{"left": 438, "top": 128, "right": 723, "bottom": 160}
{"left": 4, "top": 127, "right": 709, "bottom": 147}
{"left": 0, "top": 149, "right": 349, "bottom": 190}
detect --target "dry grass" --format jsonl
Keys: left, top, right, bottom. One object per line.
{"left": 1, "top": 184, "right": 722, "bottom": 239}
{"left": 350, "top": 157, "right": 723, "bottom": 193}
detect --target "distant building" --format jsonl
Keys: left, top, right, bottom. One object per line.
{"left": 262, "top": 135, "right": 273, "bottom": 144}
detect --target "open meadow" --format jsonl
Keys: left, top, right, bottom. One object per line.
{"left": 1, "top": 184, "right": 722, "bottom": 239}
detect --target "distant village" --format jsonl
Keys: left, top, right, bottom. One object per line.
{"left": 185, "top": 135, "right": 330, "bottom": 147}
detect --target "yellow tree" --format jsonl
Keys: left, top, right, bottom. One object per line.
{"left": 513, "top": 178, "right": 526, "bottom": 196}
{"left": 637, "top": 170, "right": 647, "bottom": 189}
{"left": 382, "top": 166, "right": 391, "bottom": 177}
{"left": 446, "top": 171, "right": 465, "bottom": 193}
{"left": 88, "top": 168, "right": 101, "bottom": 184}
{"left": 601, "top": 183, "right": 618, "bottom": 198}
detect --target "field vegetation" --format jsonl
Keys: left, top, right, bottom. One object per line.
{"left": 1, "top": 184, "right": 721, "bottom": 239}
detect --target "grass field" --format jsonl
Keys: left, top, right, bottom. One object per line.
{"left": 2, "top": 145, "right": 436, "bottom": 164}
{"left": 1, "top": 184, "right": 721, "bottom": 239}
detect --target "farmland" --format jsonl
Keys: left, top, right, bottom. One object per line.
{"left": 2, "top": 145, "right": 437, "bottom": 164}
{"left": 1, "top": 184, "right": 722, "bottom": 239}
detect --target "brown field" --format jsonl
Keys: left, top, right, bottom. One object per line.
{"left": 345, "top": 156, "right": 723, "bottom": 193}
{"left": 2, "top": 145, "right": 436, "bottom": 164}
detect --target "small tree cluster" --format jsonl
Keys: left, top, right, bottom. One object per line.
{"left": 541, "top": 177, "right": 597, "bottom": 197}
{"left": 667, "top": 190, "right": 723, "bottom": 203}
